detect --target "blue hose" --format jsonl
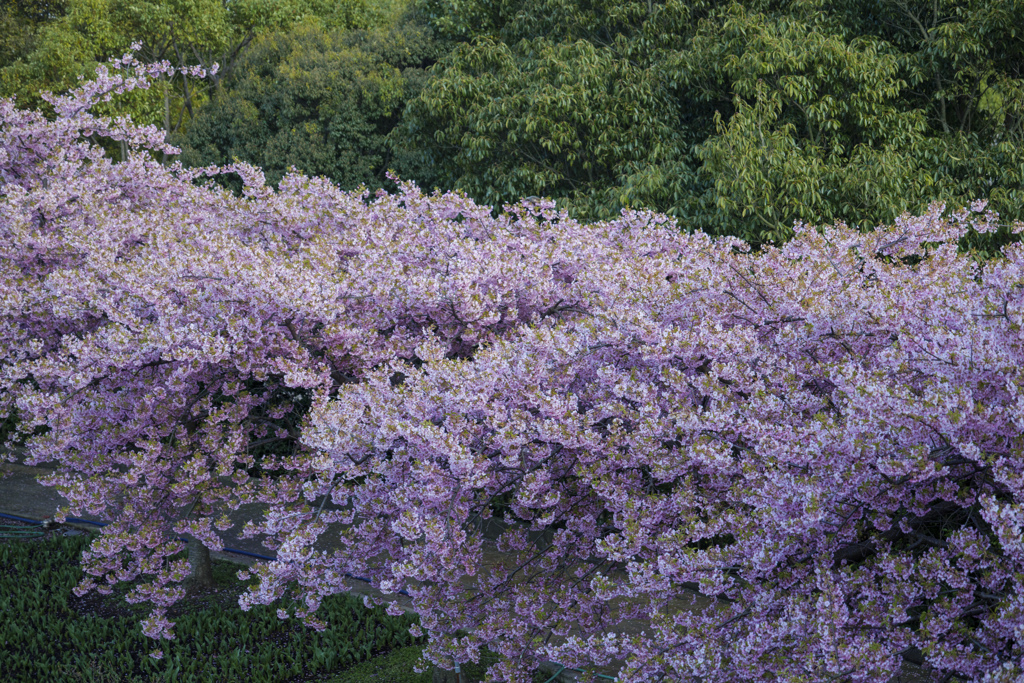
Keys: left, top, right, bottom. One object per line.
{"left": 0, "top": 510, "right": 404, "bottom": 595}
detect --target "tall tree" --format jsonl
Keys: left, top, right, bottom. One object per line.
{"left": 397, "top": 0, "right": 706, "bottom": 222}
{"left": 172, "top": 16, "right": 446, "bottom": 194}
{"left": 0, "top": 0, "right": 381, "bottom": 158}
{"left": 399, "top": 0, "right": 1023, "bottom": 253}
{"left": 676, "top": 0, "right": 1024, "bottom": 251}
{"left": 0, "top": 0, "right": 67, "bottom": 70}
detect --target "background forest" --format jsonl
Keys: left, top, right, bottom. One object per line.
{"left": 2, "top": 0, "right": 1022, "bottom": 254}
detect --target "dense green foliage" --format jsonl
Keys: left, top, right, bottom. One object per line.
{"left": 0, "top": 0, "right": 387, "bottom": 160}
{"left": 399, "top": 0, "right": 1023, "bottom": 251}
{"left": 0, "top": 529, "right": 430, "bottom": 682}
{"left": 172, "top": 17, "right": 445, "bottom": 194}
{"left": 0, "top": 0, "right": 65, "bottom": 73}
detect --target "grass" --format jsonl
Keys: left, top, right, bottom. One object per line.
{"left": 53, "top": 644, "right": 528, "bottom": 683}
{"left": 1, "top": 520, "right": 555, "bottom": 683}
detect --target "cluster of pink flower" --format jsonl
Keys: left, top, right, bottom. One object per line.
{"left": 2, "top": 51, "right": 1022, "bottom": 683}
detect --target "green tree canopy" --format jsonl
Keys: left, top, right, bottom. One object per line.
{"left": 395, "top": 33, "right": 703, "bottom": 220}
{"left": 0, "top": 0, "right": 67, "bottom": 71}
{"left": 399, "top": 0, "right": 704, "bottom": 221}
{"left": 676, "top": 0, "right": 1024, "bottom": 251}
{"left": 0, "top": 0, "right": 384, "bottom": 155}
{"left": 172, "top": 17, "right": 445, "bottom": 194}
{"left": 399, "top": 0, "right": 1023, "bottom": 252}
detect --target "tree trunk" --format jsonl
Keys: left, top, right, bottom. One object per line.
{"left": 186, "top": 536, "right": 215, "bottom": 594}
{"left": 180, "top": 497, "right": 216, "bottom": 594}
{"left": 432, "top": 668, "right": 463, "bottom": 683}
{"left": 162, "top": 77, "right": 171, "bottom": 165}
